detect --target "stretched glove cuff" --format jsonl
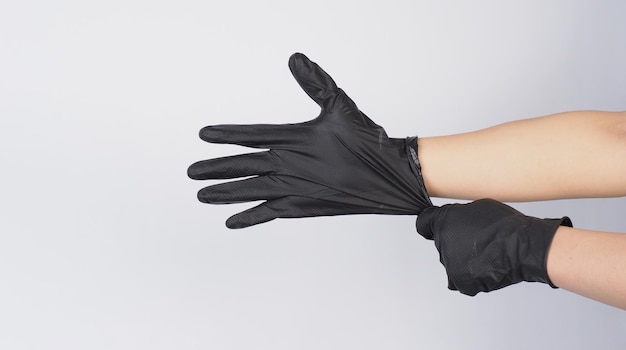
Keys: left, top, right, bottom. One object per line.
{"left": 405, "top": 136, "right": 433, "bottom": 212}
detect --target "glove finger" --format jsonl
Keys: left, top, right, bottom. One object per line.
{"left": 288, "top": 53, "right": 342, "bottom": 112}
{"left": 187, "top": 151, "right": 278, "bottom": 180}
{"left": 226, "top": 197, "right": 288, "bottom": 229}
{"left": 289, "top": 53, "right": 375, "bottom": 128}
{"left": 225, "top": 196, "right": 374, "bottom": 229}
{"left": 416, "top": 206, "right": 439, "bottom": 240}
{"left": 197, "top": 175, "right": 291, "bottom": 204}
{"left": 199, "top": 123, "right": 303, "bottom": 149}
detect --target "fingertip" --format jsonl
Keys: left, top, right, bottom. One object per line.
{"left": 226, "top": 203, "right": 279, "bottom": 229}
{"left": 199, "top": 125, "right": 211, "bottom": 141}
{"left": 225, "top": 221, "right": 239, "bottom": 229}
{"left": 199, "top": 125, "right": 217, "bottom": 142}
{"left": 288, "top": 52, "right": 309, "bottom": 71}
{"left": 226, "top": 215, "right": 248, "bottom": 229}
{"left": 560, "top": 216, "right": 573, "bottom": 228}
{"left": 287, "top": 53, "right": 341, "bottom": 111}
{"left": 187, "top": 163, "right": 201, "bottom": 180}
{"left": 197, "top": 188, "right": 209, "bottom": 203}
{"left": 198, "top": 187, "right": 230, "bottom": 204}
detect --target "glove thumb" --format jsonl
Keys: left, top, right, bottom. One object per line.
{"left": 416, "top": 206, "right": 439, "bottom": 240}
{"left": 288, "top": 53, "right": 340, "bottom": 111}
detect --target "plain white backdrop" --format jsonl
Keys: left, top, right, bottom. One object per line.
{"left": 1, "top": 0, "right": 625, "bottom": 349}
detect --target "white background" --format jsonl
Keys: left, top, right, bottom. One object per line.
{"left": 1, "top": 1, "right": 625, "bottom": 349}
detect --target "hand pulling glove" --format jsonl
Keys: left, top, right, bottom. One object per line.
{"left": 417, "top": 198, "right": 572, "bottom": 296}
{"left": 188, "top": 53, "right": 433, "bottom": 228}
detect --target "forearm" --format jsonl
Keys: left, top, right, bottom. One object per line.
{"left": 418, "top": 110, "right": 626, "bottom": 201}
{"left": 546, "top": 226, "right": 626, "bottom": 310}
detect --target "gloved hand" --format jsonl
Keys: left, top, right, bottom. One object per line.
{"left": 188, "top": 53, "right": 433, "bottom": 228}
{"left": 417, "top": 199, "right": 572, "bottom": 296}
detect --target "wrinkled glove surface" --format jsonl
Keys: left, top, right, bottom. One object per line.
{"left": 417, "top": 199, "right": 572, "bottom": 296}
{"left": 188, "top": 53, "right": 432, "bottom": 228}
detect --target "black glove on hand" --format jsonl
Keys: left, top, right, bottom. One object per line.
{"left": 417, "top": 199, "right": 572, "bottom": 296}
{"left": 188, "top": 53, "right": 433, "bottom": 228}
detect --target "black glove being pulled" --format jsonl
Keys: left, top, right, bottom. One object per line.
{"left": 417, "top": 199, "right": 572, "bottom": 296}
{"left": 188, "top": 53, "right": 433, "bottom": 228}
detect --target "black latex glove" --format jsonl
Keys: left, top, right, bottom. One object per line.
{"left": 416, "top": 199, "right": 572, "bottom": 296}
{"left": 188, "top": 53, "right": 432, "bottom": 228}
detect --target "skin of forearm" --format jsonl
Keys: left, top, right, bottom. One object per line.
{"left": 546, "top": 226, "right": 626, "bottom": 310}
{"left": 418, "top": 110, "right": 626, "bottom": 201}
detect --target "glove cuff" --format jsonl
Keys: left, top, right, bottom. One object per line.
{"left": 405, "top": 136, "right": 433, "bottom": 211}
{"left": 524, "top": 216, "right": 573, "bottom": 288}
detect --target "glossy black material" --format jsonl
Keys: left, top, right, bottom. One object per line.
{"left": 188, "top": 53, "right": 433, "bottom": 228}
{"left": 417, "top": 199, "right": 572, "bottom": 296}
